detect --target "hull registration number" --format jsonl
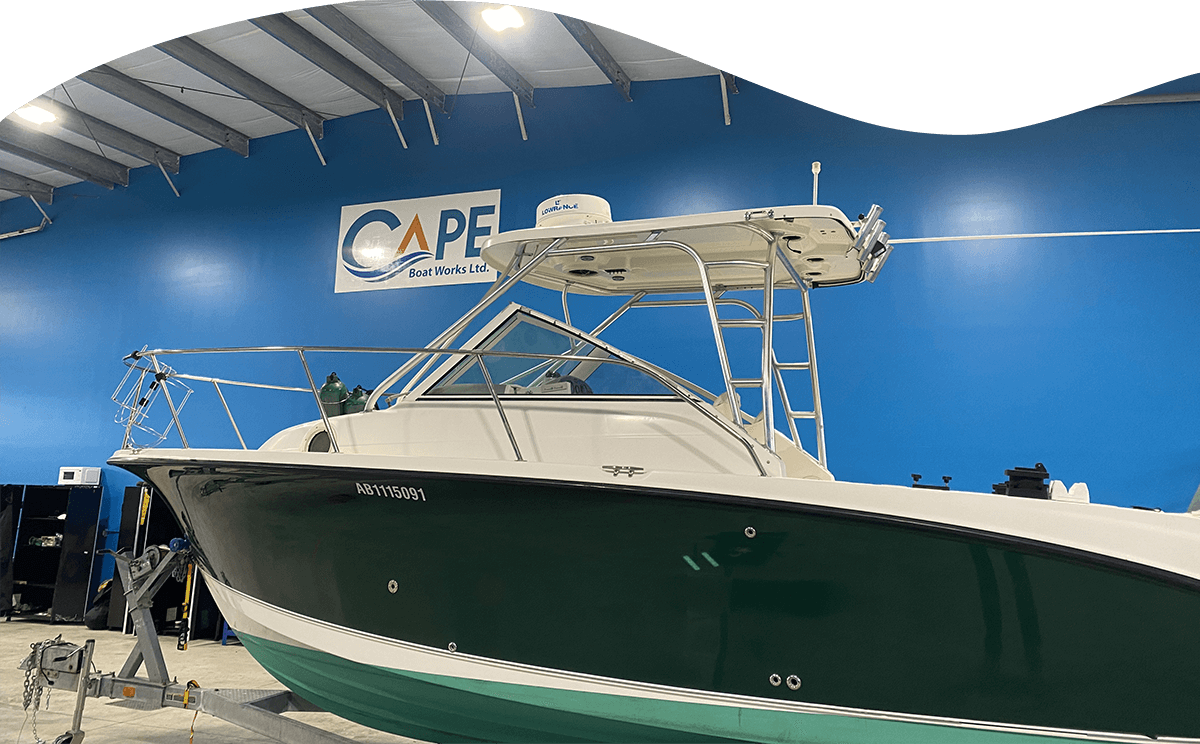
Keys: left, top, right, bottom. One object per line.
{"left": 357, "top": 482, "right": 426, "bottom": 501}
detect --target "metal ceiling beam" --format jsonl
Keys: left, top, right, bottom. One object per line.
{"left": 555, "top": 14, "right": 631, "bottom": 102}
{"left": 304, "top": 5, "right": 448, "bottom": 115}
{"left": 0, "top": 167, "right": 53, "bottom": 203}
{"left": 156, "top": 36, "right": 325, "bottom": 138}
{"left": 34, "top": 96, "right": 181, "bottom": 173}
{"left": 250, "top": 13, "right": 407, "bottom": 117}
{"left": 415, "top": 1, "right": 535, "bottom": 108}
{"left": 1103, "top": 92, "right": 1200, "bottom": 106}
{"left": 0, "top": 118, "right": 128, "bottom": 189}
{"left": 77, "top": 65, "right": 250, "bottom": 156}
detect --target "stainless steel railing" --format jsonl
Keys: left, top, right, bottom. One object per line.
{"left": 115, "top": 344, "right": 773, "bottom": 476}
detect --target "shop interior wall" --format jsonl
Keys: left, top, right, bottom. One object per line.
{"left": 2, "top": 74, "right": 1199, "bottom": 570}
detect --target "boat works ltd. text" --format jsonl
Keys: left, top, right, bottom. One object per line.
{"left": 408, "top": 263, "right": 493, "bottom": 278}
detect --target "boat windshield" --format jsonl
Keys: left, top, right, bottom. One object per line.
{"left": 425, "top": 311, "right": 670, "bottom": 396}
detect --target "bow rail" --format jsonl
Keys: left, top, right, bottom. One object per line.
{"left": 114, "top": 344, "right": 773, "bottom": 476}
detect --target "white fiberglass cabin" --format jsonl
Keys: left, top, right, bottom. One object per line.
{"left": 250, "top": 196, "right": 893, "bottom": 482}
{"left": 260, "top": 302, "right": 823, "bottom": 480}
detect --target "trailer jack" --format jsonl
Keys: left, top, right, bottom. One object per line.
{"left": 18, "top": 543, "right": 358, "bottom": 744}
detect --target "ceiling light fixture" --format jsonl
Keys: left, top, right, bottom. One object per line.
{"left": 15, "top": 105, "right": 56, "bottom": 125}
{"left": 482, "top": 5, "right": 524, "bottom": 32}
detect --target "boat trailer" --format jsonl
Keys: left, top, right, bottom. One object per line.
{"left": 18, "top": 542, "right": 359, "bottom": 744}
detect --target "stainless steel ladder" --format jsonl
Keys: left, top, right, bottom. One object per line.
{"left": 771, "top": 283, "right": 826, "bottom": 468}
{"left": 701, "top": 249, "right": 827, "bottom": 468}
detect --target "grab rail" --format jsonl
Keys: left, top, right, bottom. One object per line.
{"left": 117, "top": 344, "right": 773, "bottom": 477}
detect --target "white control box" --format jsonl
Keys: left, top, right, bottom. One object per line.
{"left": 58, "top": 467, "right": 100, "bottom": 485}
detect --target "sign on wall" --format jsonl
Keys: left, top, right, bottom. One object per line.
{"left": 335, "top": 189, "right": 500, "bottom": 293}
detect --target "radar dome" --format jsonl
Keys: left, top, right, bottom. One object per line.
{"left": 535, "top": 195, "right": 612, "bottom": 227}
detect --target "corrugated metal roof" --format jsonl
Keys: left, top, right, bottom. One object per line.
{"left": 0, "top": 1, "right": 716, "bottom": 202}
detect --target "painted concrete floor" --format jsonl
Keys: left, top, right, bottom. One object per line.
{"left": 1, "top": 618, "right": 425, "bottom": 744}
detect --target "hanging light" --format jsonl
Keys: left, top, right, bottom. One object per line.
{"left": 15, "top": 105, "right": 56, "bottom": 125}
{"left": 482, "top": 5, "right": 524, "bottom": 32}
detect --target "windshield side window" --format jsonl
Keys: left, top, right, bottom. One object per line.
{"left": 425, "top": 313, "right": 671, "bottom": 396}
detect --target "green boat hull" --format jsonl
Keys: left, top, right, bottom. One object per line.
{"left": 121, "top": 458, "right": 1200, "bottom": 740}
{"left": 239, "top": 631, "right": 1140, "bottom": 743}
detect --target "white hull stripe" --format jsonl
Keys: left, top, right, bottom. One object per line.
{"left": 205, "top": 573, "right": 1196, "bottom": 743}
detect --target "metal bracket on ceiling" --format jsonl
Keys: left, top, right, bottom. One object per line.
{"left": 304, "top": 120, "right": 328, "bottom": 166}
{"left": 423, "top": 100, "right": 440, "bottom": 146}
{"left": 0, "top": 222, "right": 47, "bottom": 241}
{"left": 385, "top": 97, "right": 409, "bottom": 149}
{"left": 720, "top": 72, "right": 739, "bottom": 126}
{"left": 514, "top": 92, "right": 528, "bottom": 141}
{"left": 0, "top": 196, "right": 51, "bottom": 241}
{"left": 156, "top": 159, "right": 181, "bottom": 198}
{"left": 28, "top": 194, "right": 52, "bottom": 225}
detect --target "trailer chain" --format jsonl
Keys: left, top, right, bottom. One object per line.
{"left": 171, "top": 550, "right": 192, "bottom": 582}
{"left": 22, "top": 635, "right": 68, "bottom": 744}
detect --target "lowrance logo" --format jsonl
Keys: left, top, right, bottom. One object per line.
{"left": 541, "top": 199, "right": 579, "bottom": 218}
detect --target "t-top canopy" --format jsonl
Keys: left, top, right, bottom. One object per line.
{"left": 479, "top": 203, "right": 892, "bottom": 295}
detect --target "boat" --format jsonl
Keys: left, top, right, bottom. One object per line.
{"left": 108, "top": 195, "right": 1200, "bottom": 743}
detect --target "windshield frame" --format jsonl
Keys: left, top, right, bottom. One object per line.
{"left": 406, "top": 303, "right": 689, "bottom": 400}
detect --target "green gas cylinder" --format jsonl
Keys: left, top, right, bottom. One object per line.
{"left": 318, "top": 372, "right": 349, "bottom": 417}
{"left": 344, "top": 385, "right": 369, "bottom": 414}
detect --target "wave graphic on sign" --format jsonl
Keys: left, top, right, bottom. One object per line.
{"left": 343, "top": 250, "right": 433, "bottom": 282}
{"left": 340, "top": 209, "right": 433, "bottom": 282}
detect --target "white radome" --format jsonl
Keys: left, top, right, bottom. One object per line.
{"left": 535, "top": 194, "right": 612, "bottom": 227}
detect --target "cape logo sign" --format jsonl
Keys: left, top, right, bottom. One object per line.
{"left": 335, "top": 190, "right": 500, "bottom": 293}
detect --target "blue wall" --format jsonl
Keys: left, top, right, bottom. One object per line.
{"left": 2, "top": 73, "right": 1199, "bottom": 559}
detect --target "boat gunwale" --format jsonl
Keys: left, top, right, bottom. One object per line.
{"left": 114, "top": 453, "right": 1200, "bottom": 595}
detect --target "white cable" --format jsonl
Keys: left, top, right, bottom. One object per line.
{"left": 891, "top": 227, "right": 1200, "bottom": 244}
